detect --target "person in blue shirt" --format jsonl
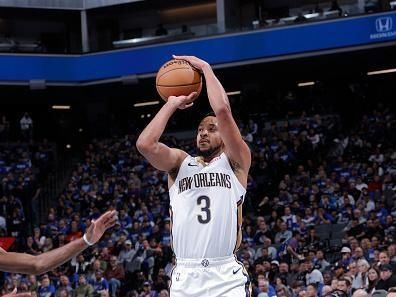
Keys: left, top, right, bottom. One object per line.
{"left": 38, "top": 275, "right": 56, "bottom": 297}
{"left": 89, "top": 270, "right": 109, "bottom": 297}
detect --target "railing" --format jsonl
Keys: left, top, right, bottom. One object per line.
{"left": 39, "top": 151, "right": 76, "bottom": 222}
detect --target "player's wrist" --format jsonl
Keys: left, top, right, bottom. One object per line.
{"left": 165, "top": 99, "right": 181, "bottom": 110}
{"left": 201, "top": 63, "right": 212, "bottom": 74}
{"left": 83, "top": 233, "right": 95, "bottom": 246}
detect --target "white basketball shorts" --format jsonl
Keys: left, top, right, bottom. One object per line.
{"left": 170, "top": 256, "right": 251, "bottom": 297}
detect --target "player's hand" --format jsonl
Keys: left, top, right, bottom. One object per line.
{"left": 85, "top": 210, "right": 117, "bottom": 245}
{"left": 172, "top": 55, "right": 209, "bottom": 71}
{"left": 167, "top": 92, "right": 197, "bottom": 110}
{"left": 2, "top": 288, "right": 32, "bottom": 297}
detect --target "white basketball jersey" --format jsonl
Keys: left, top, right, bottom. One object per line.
{"left": 169, "top": 153, "right": 246, "bottom": 259}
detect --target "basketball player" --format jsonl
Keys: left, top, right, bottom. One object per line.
{"left": 0, "top": 210, "right": 117, "bottom": 297}
{"left": 137, "top": 55, "right": 251, "bottom": 296}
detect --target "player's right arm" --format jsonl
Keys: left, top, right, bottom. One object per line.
{"left": 136, "top": 93, "right": 196, "bottom": 172}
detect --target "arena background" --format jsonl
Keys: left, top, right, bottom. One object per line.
{"left": 0, "top": 0, "right": 395, "bottom": 296}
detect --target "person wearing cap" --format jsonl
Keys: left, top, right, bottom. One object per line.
{"left": 141, "top": 281, "right": 157, "bottom": 297}
{"left": 0, "top": 210, "right": 117, "bottom": 297}
{"left": 271, "top": 260, "right": 280, "bottom": 267}
{"left": 339, "top": 247, "right": 352, "bottom": 268}
{"left": 118, "top": 239, "right": 136, "bottom": 267}
{"left": 269, "top": 260, "right": 280, "bottom": 283}
{"left": 376, "top": 264, "right": 396, "bottom": 291}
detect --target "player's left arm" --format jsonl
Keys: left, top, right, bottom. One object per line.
{"left": 0, "top": 210, "right": 116, "bottom": 275}
{"left": 173, "top": 55, "right": 251, "bottom": 181}
{"left": 201, "top": 61, "right": 251, "bottom": 178}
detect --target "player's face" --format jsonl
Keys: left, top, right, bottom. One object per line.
{"left": 196, "top": 116, "right": 223, "bottom": 158}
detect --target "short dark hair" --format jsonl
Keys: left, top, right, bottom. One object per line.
{"left": 338, "top": 278, "right": 351, "bottom": 286}
{"left": 202, "top": 111, "right": 216, "bottom": 118}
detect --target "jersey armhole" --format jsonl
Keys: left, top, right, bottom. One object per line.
{"left": 168, "top": 154, "right": 191, "bottom": 193}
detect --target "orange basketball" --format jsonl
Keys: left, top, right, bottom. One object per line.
{"left": 156, "top": 59, "right": 202, "bottom": 101}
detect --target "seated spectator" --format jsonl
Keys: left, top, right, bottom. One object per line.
{"left": 275, "top": 222, "right": 293, "bottom": 244}
{"left": 104, "top": 256, "right": 125, "bottom": 297}
{"left": 89, "top": 270, "right": 108, "bottom": 297}
{"left": 140, "top": 281, "right": 157, "bottom": 297}
{"left": 56, "top": 274, "right": 73, "bottom": 297}
{"left": 73, "top": 274, "right": 94, "bottom": 297}
{"left": 38, "top": 275, "right": 56, "bottom": 297}
{"left": 376, "top": 264, "right": 396, "bottom": 291}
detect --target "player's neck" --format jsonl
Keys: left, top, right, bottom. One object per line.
{"left": 199, "top": 152, "right": 222, "bottom": 164}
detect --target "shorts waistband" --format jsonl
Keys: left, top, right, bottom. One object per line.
{"left": 176, "top": 255, "right": 236, "bottom": 268}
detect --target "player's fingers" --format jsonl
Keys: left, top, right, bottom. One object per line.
{"left": 105, "top": 216, "right": 118, "bottom": 228}
{"left": 98, "top": 210, "right": 114, "bottom": 223}
{"left": 179, "top": 102, "right": 194, "bottom": 110}
{"left": 187, "top": 92, "right": 197, "bottom": 101}
{"left": 172, "top": 55, "right": 191, "bottom": 61}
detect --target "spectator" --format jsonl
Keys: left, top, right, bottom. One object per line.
{"left": 376, "top": 264, "right": 396, "bottom": 291}
{"left": 20, "top": 112, "right": 33, "bottom": 141}
{"left": 38, "top": 275, "right": 56, "bottom": 297}
{"left": 367, "top": 266, "right": 380, "bottom": 295}
{"left": 352, "top": 289, "right": 368, "bottom": 297}
{"left": 89, "top": 270, "right": 108, "bottom": 297}
{"left": 155, "top": 24, "right": 168, "bottom": 36}
{"left": 337, "top": 278, "right": 352, "bottom": 296}
{"left": 73, "top": 274, "right": 94, "bottom": 297}
{"left": 306, "top": 259, "right": 324, "bottom": 285}
{"left": 56, "top": 274, "right": 73, "bottom": 297}
{"left": 140, "top": 281, "right": 157, "bottom": 297}
{"left": 275, "top": 222, "right": 293, "bottom": 244}
{"left": 104, "top": 256, "right": 125, "bottom": 297}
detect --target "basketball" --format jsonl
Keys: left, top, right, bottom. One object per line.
{"left": 156, "top": 59, "right": 202, "bottom": 101}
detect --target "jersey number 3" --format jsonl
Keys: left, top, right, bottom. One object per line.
{"left": 197, "top": 195, "right": 211, "bottom": 224}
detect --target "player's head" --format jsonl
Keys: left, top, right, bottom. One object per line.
{"left": 196, "top": 112, "right": 224, "bottom": 159}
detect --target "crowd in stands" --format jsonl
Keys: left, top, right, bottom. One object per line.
{"left": 0, "top": 140, "right": 54, "bottom": 239}
{"left": 0, "top": 103, "right": 394, "bottom": 297}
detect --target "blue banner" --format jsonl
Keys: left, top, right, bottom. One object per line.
{"left": 0, "top": 11, "right": 395, "bottom": 83}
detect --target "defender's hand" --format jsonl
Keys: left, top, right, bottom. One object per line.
{"left": 85, "top": 210, "right": 117, "bottom": 245}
